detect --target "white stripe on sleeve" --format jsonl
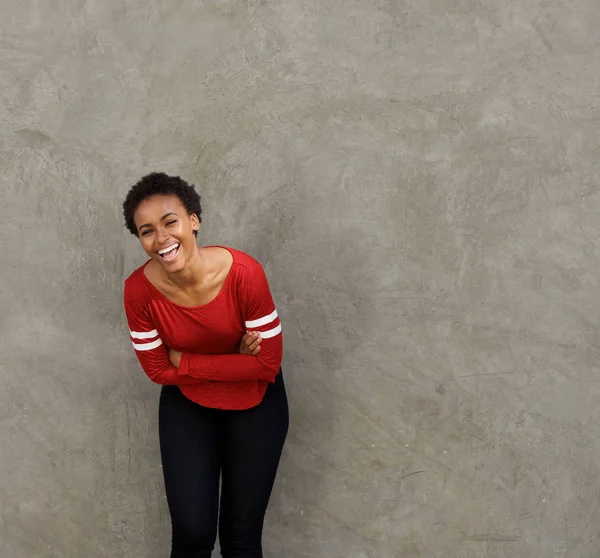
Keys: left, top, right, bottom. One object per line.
{"left": 130, "top": 329, "right": 159, "bottom": 339}
{"left": 132, "top": 338, "right": 163, "bottom": 351}
{"left": 258, "top": 323, "right": 282, "bottom": 339}
{"left": 245, "top": 310, "right": 278, "bottom": 329}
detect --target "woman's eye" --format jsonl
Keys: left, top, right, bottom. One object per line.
{"left": 166, "top": 220, "right": 176, "bottom": 226}
{"left": 141, "top": 230, "right": 152, "bottom": 236}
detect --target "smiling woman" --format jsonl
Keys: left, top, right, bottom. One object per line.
{"left": 121, "top": 173, "right": 289, "bottom": 558}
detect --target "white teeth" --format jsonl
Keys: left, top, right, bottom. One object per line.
{"left": 158, "top": 243, "right": 179, "bottom": 255}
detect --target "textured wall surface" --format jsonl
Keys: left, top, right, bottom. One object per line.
{"left": 2, "top": 0, "right": 600, "bottom": 556}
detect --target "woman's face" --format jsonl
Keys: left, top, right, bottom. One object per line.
{"left": 133, "top": 194, "right": 199, "bottom": 273}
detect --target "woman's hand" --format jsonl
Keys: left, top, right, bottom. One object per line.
{"left": 169, "top": 349, "right": 182, "bottom": 368}
{"left": 239, "top": 331, "right": 262, "bottom": 356}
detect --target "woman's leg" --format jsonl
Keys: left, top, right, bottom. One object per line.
{"left": 159, "top": 385, "right": 222, "bottom": 558}
{"left": 218, "top": 371, "right": 290, "bottom": 558}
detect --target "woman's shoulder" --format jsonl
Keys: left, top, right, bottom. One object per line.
{"left": 124, "top": 262, "right": 152, "bottom": 299}
{"left": 212, "top": 246, "right": 263, "bottom": 272}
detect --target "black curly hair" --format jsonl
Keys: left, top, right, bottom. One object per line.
{"left": 123, "top": 172, "right": 202, "bottom": 237}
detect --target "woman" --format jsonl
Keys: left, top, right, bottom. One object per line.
{"left": 122, "top": 172, "right": 289, "bottom": 558}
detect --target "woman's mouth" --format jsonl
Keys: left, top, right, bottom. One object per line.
{"left": 158, "top": 243, "right": 180, "bottom": 262}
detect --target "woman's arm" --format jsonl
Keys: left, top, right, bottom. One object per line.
{"left": 124, "top": 280, "right": 208, "bottom": 386}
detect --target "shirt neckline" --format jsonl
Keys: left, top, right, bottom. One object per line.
{"left": 140, "top": 245, "right": 236, "bottom": 310}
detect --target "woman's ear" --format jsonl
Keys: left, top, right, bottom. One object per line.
{"left": 190, "top": 214, "right": 200, "bottom": 232}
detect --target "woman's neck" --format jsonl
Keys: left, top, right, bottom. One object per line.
{"left": 163, "top": 245, "right": 208, "bottom": 290}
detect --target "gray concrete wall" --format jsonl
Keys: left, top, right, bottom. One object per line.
{"left": 2, "top": 0, "right": 600, "bottom": 556}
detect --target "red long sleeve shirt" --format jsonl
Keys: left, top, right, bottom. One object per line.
{"left": 123, "top": 247, "right": 282, "bottom": 410}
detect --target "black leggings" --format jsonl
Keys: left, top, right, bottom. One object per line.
{"left": 158, "top": 371, "right": 289, "bottom": 558}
